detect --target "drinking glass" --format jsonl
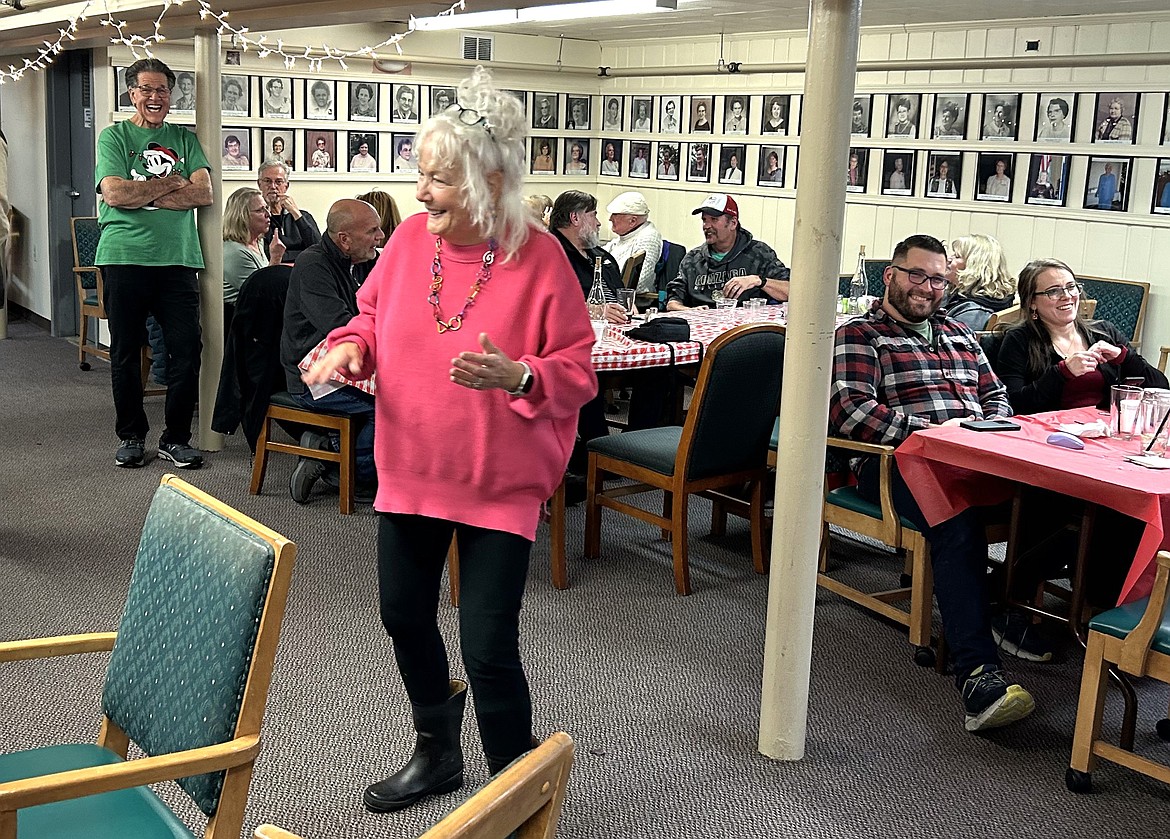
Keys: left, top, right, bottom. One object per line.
{"left": 1110, "top": 384, "right": 1144, "bottom": 441}
{"left": 616, "top": 288, "right": 637, "bottom": 319}
{"left": 591, "top": 319, "right": 607, "bottom": 343}
{"left": 715, "top": 297, "right": 739, "bottom": 313}
{"left": 1140, "top": 389, "right": 1170, "bottom": 454}
{"left": 743, "top": 298, "right": 767, "bottom": 320}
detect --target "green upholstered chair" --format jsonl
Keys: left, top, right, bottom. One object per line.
{"left": 1067, "top": 550, "right": 1170, "bottom": 793}
{"left": 1078, "top": 275, "right": 1150, "bottom": 345}
{"left": 0, "top": 475, "right": 297, "bottom": 839}
{"left": 819, "top": 437, "right": 937, "bottom": 666}
{"left": 253, "top": 732, "right": 575, "bottom": 839}
{"left": 584, "top": 323, "right": 785, "bottom": 595}
{"left": 71, "top": 216, "right": 106, "bottom": 372}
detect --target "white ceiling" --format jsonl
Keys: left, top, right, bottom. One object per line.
{"left": 388, "top": 0, "right": 1170, "bottom": 42}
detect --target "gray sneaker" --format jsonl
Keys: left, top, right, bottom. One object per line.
{"left": 116, "top": 438, "right": 146, "bottom": 468}
{"left": 962, "top": 665, "right": 1035, "bottom": 733}
{"left": 158, "top": 441, "right": 204, "bottom": 469}
{"left": 290, "top": 457, "right": 328, "bottom": 504}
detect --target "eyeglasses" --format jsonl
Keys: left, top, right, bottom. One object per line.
{"left": 1035, "top": 282, "right": 1083, "bottom": 300}
{"left": 259, "top": 178, "right": 288, "bottom": 187}
{"left": 447, "top": 104, "right": 496, "bottom": 139}
{"left": 890, "top": 264, "right": 948, "bottom": 290}
{"left": 134, "top": 85, "right": 172, "bottom": 97}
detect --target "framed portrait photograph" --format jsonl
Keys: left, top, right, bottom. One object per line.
{"left": 660, "top": 96, "right": 682, "bottom": 134}
{"left": 349, "top": 82, "right": 380, "bottom": 122}
{"left": 220, "top": 128, "right": 252, "bottom": 171}
{"left": 599, "top": 139, "right": 623, "bottom": 177}
{"left": 718, "top": 144, "right": 746, "bottom": 186}
{"left": 531, "top": 93, "right": 558, "bottom": 130}
{"left": 924, "top": 151, "right": 961, "bottom": 199}
{"left": 564, "top": 138, "right": 590, "bottom": 175}
{"left": 261, "top": 129, "right": 295, "bottom": 171}
{"left": 846, "top": 147, "right": 868, "bottom": 193}
{"left": 886, "top": 94, "right": 921, "bottom": 140}
{"left": 392, "top": 133, "right": 417, "bottom": 174}
{"left": 566, "top": 96, "right": 591, "bottom": 130}
{"left": 629, "top": 141, "right": 651, "bottom": 178}
{"left": 430, "top": 86, "right": 456, "bottom": 117}
{"left": 850, "top": 95, "right": 871, "bottom": 137}
{"left": 530, "top": 137, "right": 557, "bottom": 175}
{"left": 1034, "top": 94, "right": 1075, "bottom": 142}
{"left": 690, "top": 96, "right": 714, "bottom": 133}
{"left": 1092, "top": 92, "right": 1139, "bottom": 144}
{"left": 980, "top": 93, "right": 1020, "bottom": 140}
{"left": 347, "top": 132, "right": 379, "bottom": 173}
{"left": 305, "top": 130, "right": 336, "bottom": 171}
{"left": 115, "top": 67, "right": 134, "bottom": 111}
{"left": 305, "top": 80, "right": 336, "bottom": 120}
{"left": 760, "top": 95, "right": 790, "bottom": 135}
{"left": 655, "top": 142, "right": 680, "bottom": 180}
{"left": 932, "top": 94, "right": 969, "bottom": 140}
{"left": 392, "top": 84, "right": 420, "bottom": 123}
{"left": 261, "top": 76, "right": 292, "bottom": 119}
{"left": 503, "top": 89, "right": 527, "bottom": 115}
{"left": 1162, "top": 97, "right": 1170, "bottom": 145}
{"left": 602, "top": 96, "right": 623, "bottom": 132}
{"left": 882, "top": 150, "right": 915, "bottom": 196}
{"left": 975, "top": 152, "right": 1014, "bottom": 202}
{"left": 686, "top": 142, "right": 711, "bottom": 183}
{"left": 171, "top": 71, "right": 196, "bottom": 113}
{"left": 758, "top": 145, "right": 786, "bottom": 187}
{"left": 1084, "top": 156, "right": 1131, "bottom": 211}
{"left": 1153, "top": 158, "right": 1170, "bottom": 215}
{"left": 221, "top": 75, "right": 249, "bottom": 117}
{"left": 723, "top": 95, "right": 749, "bottom": 134}
{"left": 1025, "top": 153, "right": 1070, "bottom": 207}
{"left": 631, "top": 97, "right": 653, "bottom": 133}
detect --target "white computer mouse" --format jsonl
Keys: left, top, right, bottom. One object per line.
{"left": 1046, "top": 431, "right": 1085, "bottom": 450}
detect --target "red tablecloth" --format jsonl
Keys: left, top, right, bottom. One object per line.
{"left": 895, "top": 407, "right": 1170, "bottom": 605}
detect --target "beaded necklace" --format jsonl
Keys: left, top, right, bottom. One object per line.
{"left": 427, "top": 236, "right": 496, "bottom": 333}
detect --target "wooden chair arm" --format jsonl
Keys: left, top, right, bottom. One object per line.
{"left": 0, "top": 633, "right": 116, "bottom": 663}
{"left": 0, "top": 735, "right": 261, "bottom": 813}
{"left": 825, "top": 436, "right": 895, "bottom": 457}
{"left": 1158, "top": 345, "right": 1170, "bottom": 374}
{"left": 825, "top": 436, "right": 901, "bottom": 544}
{"left": 1118, "top": 551, "right": 1170, "bottom": 677}
{"left": 254, "top": 826, "right": 303, "bottom": 839}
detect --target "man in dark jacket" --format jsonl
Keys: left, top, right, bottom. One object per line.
{"left": 280, "top": 198, "right": 382, "bottom": 502}
{"left": 666, "top": 194, "right": 790, "bottom": 310}
{"left": 259, "top": 161, "right": 321, "bottom": 264}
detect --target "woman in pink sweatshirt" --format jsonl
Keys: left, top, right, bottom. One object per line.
{"left": 305, "top": 68, "right": 597, "bottom": 814}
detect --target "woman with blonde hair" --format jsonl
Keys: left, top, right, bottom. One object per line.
{"left": 521, "top": 193, "right": 551, "bottom": 226}
{"left": 222, "top": 187, "right": 285, "bottom": 332}
{"left": 944, "top": 233, "right": 1016, "bottom": 331}
{"left": 357, "top": 189, "right": 402, "bottom": 242}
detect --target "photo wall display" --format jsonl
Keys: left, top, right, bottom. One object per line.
{"left": 980, "top": 94, "right": 1020, "bottom": 140}
{"left": 924, "top": 151, "right": 961, "bottom": 199}
{"left": 261, "top": 129, "right": 295, "bottom": 171}
{"left": 932, "top": 94, "right": 969, "bottom": 140}
{"left": 1092, "top": 92, "right": 1139, "bottom": 144}
{"left": 1026, "top": 153, "right": 1070, "bottom": 207}
{"left": 1153, "top": 158, "right": 1170, "bottom": 214}
{"left": 686, "top": 142, "right": 711, "bottom": 182}
{"left": 882, "top": 150, "right": 915, "bottom": 196}
{"left": 758, "top": 145, "right": 786, "bottom": 187}
{"left": 1084, "top": 156, "right": 1132, "bottom": 212}
{"left": 220, "top": 128, "right": 253, "bottom": 171}
{"left": 600, "top": 139, "right": 623, "bottom": 176}
{"left": 975, "top": 152, "right": 1014, "bottom": 202}
{"left": 564, "top": 138, "right": 590, "bottom": 175}
{"left": 846, "top": 148, "right": 868, "bottom": 193}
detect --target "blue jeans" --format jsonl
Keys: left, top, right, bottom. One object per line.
{"left": 857, "top": 457, "right": 1001, "bottom": 686}
{"left": 294, "top": 387, "right": 376, "bottom": 485}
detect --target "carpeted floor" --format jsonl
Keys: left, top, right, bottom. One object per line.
{"left": 2, "top": 316, "right": 1169, "bottom": 838}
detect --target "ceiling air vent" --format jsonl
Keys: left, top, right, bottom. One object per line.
{"left": 461, "top": 35, "right": 493, "bottom": 61}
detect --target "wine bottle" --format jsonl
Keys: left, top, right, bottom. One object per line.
{"left": 587, "top": 257, "right": 606, "bottom": 320}
{"left": 849, "top": 244, "right": 867, "bottom": 314}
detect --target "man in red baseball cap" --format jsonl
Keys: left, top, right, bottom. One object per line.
{"left": 665, "top": 194, "right": 790, "bottom": 310}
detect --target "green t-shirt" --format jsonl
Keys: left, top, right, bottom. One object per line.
{"left": 94, "top": 120, "right": 211, "bottom": 269}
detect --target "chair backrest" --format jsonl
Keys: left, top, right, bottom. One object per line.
{"left": 71, "top": 216, "right": 102, "bottom": 290}
{"left": 864, "top": 259, "right": 891, "bottom": 297}
{"left": 1078, "top": 275, "right": 1150, "bottom": 343}
{"left": 620, "top": 250, "right": 646, "bottom": 289}
{"left": 101, "top": 475, "right": 296, "bottom": 817}
{"left": 654, "top": 239, "right": 685, "bottom": 295}
{"left": 680, "top": 323, "right": 785, "bottom": 481}
{"left": 232, "top": 264, "right": 295, "bottom": 450}
{"left": 982, "top": 304, "right": 1021, "bottom": 332}
{"left": 251, "top": 732, "right": 575, "bottom": 839}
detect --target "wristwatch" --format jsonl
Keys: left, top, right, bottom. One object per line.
{"left": 506, "top": 362, "right": 534, "bottom": 396}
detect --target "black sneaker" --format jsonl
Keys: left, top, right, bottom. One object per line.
{"left": 992, "top": 609, "right": 1054, "bottom": 662}
{"left": 289, "top": 458, "right": 328, "bottom": 504}
{"left": 115, "top": 438, "right": 146, "bottom": 468}
{"left": 158, "top": 441, "right": 204, "bottom": 469}
{"left": 962, "top": 665, "right": 1035, "bottom": 732}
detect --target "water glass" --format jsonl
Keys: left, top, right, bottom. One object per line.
{"left": 715, "top": 297, "right": 738, "bottom": 311}
{"left": 1110, "top": 384, "right": 1144, "bottom": 441}
{"left": 591, "top": 319, "right": 607, "bottom": 343}
{"left": 616, "top": 288, "right": 637, "bottom": 319}
{"left": 1140, "top": 388, "right": 1170, "bottom": 454}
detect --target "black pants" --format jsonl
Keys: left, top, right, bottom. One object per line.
{"left": 102, "top": 265, "right": 202, "bottom": 444}
{"left": 377, "top": 513, "right": 533, "bottom": 763}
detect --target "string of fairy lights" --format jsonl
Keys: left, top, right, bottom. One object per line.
{"left": 0, "top": 0, "right": 468, "bottom": 83}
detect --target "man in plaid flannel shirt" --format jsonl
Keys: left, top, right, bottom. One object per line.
{"left": 829, "top": 233, "right": 1034, "bottom": 734}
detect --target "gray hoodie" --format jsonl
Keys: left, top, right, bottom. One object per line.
{"left": 667, "top": 225, "right": 789, "bottom": 308}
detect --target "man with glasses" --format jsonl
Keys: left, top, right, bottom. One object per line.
{"left": 829, "top": 234, "right": 1034, "bottom": 734}
{"left": 258, "top": 160, "right": 320, "bottom": 264}
{"left": 95, "top": 57, "right": 213, "bottom": 470}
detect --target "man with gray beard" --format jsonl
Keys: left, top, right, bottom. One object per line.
{"left": 550, "top": 190, "right": 624, "bottom": 306}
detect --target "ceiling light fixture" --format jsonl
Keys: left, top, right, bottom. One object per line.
{"left": 410, "top": 0, "right": 675, "bottom": 31}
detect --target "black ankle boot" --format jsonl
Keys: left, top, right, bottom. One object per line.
{"left": 363, "top": 680, "right": 467, "bottom": 813}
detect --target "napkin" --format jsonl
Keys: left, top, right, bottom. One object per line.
{"left": 1124, "top": 455, "right": 1170, "bottom": 470}
{"left": 1057, "top": 421, "right": 1109, "bottom": 438}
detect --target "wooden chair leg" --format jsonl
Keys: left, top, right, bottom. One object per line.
{"left": 250, "top": 416, "right": 272, "bottom": 495}
{"left": 338, "top": 417, "right": 355, "bottom": 515}
{"left": 818, "top": 520, "right": 830, "bottom": 572}
{"left": 907, "top": 536, "right": 933, "bottom": 649}
{"left": 78, "top": 310, "right": 88, "bottom": 366}
{"left": 661, "top": 491, "right": 673, "bottom": 542}
{"left": 1070, "top": 632, "right": 1110, "bottom": 773}
{"left": 710, "top": 499, "right": 728, "bottom": 537}
{"left": 671, "top": 484, "right": 691, "bottom": 595}
{"left": 447, "top": 537, "right": 460, "bottom": 608}
{"left": 584, "top": 455, "right": 601, "bottom": 559}
{"left": 749, "top": 479, "right": 767, "bottom": 575}
{"left": 550, "top": 479, "right": 568, "bottom": 590}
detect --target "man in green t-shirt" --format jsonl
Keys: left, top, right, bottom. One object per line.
{"left": 95, "top": 58, "right": 213, "bottom": 469}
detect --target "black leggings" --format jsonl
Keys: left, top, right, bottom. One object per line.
{"left": 377, "top": 513, "right": 533, "bottom": 762}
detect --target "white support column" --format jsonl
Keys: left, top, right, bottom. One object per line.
{"left": 195, "top": 29, "right": 224, "bottom": 451}
{"left": 759, "top": 0, "right": 861, "bottom": 761}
